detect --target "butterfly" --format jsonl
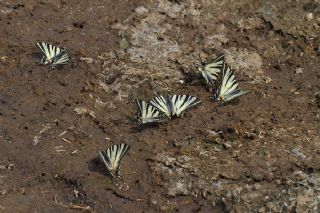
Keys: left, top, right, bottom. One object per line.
{"left": 135, "top": 99, "right": 166, "bottom": 124}
{"left": 212, "top": 63, "right": 249, "bottom": 102}
{"left": 150, "top": 95, "right": 201, "bottom": 118}
{"left": 36, "top": 42, "right": 69, "bottom": 70}
{"left": 198, "top": 54, "right": 224, "bottom": 87}
{"left": 99, "top": 143, "right": 130, "bottom": 180}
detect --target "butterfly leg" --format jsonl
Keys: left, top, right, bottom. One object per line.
{"left": 50, "top": 64, "right": 56, "bottom": 70}
{"left": 39, "top": 56, "right": 46, "bottom": 65}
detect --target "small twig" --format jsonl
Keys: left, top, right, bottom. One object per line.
{"left": 62, "top": 138, "right": 72, "bottom": 143}
{"left": 58, "top": 131, "right": 67, "bottom": 136}
{"left": 88, "top": 112, "right": 97, "bottom": 119}
{"left": 71, "top": 150, "right": 78, "bottom": 155}
{"left": 39, "top": 123, "right": 52, "bottom": 134}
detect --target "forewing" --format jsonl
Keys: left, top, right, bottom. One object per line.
{"left": 99, "top": 150, "right": 113, "bottom": 172}
{"left": 199, "top": 54, "right": 224, "bottom": 87}
{"left": 111, "top": 144, "right": 130, "bottom": 172}
{"left": 201, "top": 71, "right": 216, "bottom": 86}
{"left": 204, "top": 54, "right": 224, "bottom": 75}
{"left": 170, "top": 95, "right": 201, "bottom": 117}
{"left": 36, "top": 42, "right": 63, "bottom": 62}
{"left": 49, "top": 50, "right": 69, "bottom": 70}
{"left": 136, "top": 99, "right": 166, "bottom": 124}
{"left": 220, "top": 64, "right": 239, "bottom": 97}
{"left": 100, "top": 143, "right": 129, "bottom": 177}
{"left": 213, "top": 64, "right": 248, "bottom": 102}
{"left": 223, "top": 89, "right": 249, "bottom": 102}
{"left": 150, "top": 95, "right": 171, "bottom": 117}
{"left": 52, "top": 50, "right": 69, "bottom": 65}
{"left": 37, "top": 42, "right": 51, "bottom": 62}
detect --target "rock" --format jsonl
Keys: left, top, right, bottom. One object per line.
{"left": 290, "top": 148, "right": 307, "bottom": 159}
{"left": 296, "top": 193, "right": 313, "bottom": 212}
{"left": 74, "top": 107, "right": 95, "bottom": 118}
{"left": 224, "top": 47, "right": 267, "bottom": 84}
{"left": 135, "top": 6, "right": 149, "bottom": 15}
{"left": 119, "top": 38, "right": 129, "bottom": 49}
{"left": 98, "top": 81, "right": 111, "bottom": 93}
{"left": 79, "top": 57, "right": 94, "bottom": 64}
{"left": 307, "top": 176, "right": 318, "bottom": 187}
{"left": 251, "top": 172, "right": 265, "bottom": 181}
{"left": 157, "top": 0, "right": 184, "bottom": 19}
{"left": 128, "top": 14, "right": 181, "bottom": 64}
{"left": 244, "top": 132, "right": 257, "bottom": 140}
{"left": 295, "top": 67, "right": 303, "bottom": 74}
{"left": 204, "top": 34, "right": 229, "bottom": 49}
{"left": 236, "top": 17, "right": 265, "bottom": 30}
{"left": 314, "top": 92, "right": 320, "bottom": 108}
{"left": 305, "top": 13, "right": 314, "bottom": 21}
{"left": 293, "top": 170, "right": 308, "bottom": 181}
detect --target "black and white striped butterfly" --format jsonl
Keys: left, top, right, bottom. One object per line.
{"left": 135, "top": 99, "right": 166, "bottom": 124}
{"left": 212, "top": 63, "right": 249, "bottom": 102}
{"left": 99, "top": 143, "right": 130, "bottom": 180}
{"left": 198, "top": 54, "right": 224, "bottom": 87}
{"left": 150, "top": 95, "right": 201, "bottom": 118}
{"left": 36, "top": 42, "right": 69, "bottom": 70}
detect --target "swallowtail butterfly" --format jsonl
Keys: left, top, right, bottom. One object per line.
{"left": 212, "top": 63, "right": 249, "bottom": 102}
{"left": 36, "top": 42, "right": 69, "bottom": 70}
{"left": 99, "top": 143, "right": 130, "bottom": 179}
{"left": 150, "top": 95, "right": 201, "bottom": 118}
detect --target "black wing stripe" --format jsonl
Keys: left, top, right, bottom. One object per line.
{"left": 207, "top": 54, "right": 224, "bottom": 66}
{"left": 213, "top": 63, "right": 248, "bottom": 102}
{"left": 36, "top": 42, "right": 69, "bottom": 69}
{"left": 170, "top": 95, "right": 201, "bottom": 117}
{"left": 136, "top": 99, "right": 166, "bottom": 124}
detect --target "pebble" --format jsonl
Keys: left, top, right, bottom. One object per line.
{"left": 135, "top": 6, "right": 149, "bottom": 15}
{"left": 305, "top": 13, "right": 314, "bottom": 21}
{"left": 295, "top": 67, "right": 303, "bottom": 74}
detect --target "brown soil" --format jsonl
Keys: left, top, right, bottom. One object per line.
{"left": 0, "top": 0, "right": 320, "bottom": 212}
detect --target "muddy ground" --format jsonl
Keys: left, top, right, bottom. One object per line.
{"left": 0, "top": 0, "right": 320, "bottom": 212}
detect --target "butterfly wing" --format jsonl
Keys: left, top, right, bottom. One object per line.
{"left": 136, "top": 99, "right": 166, "bottom": 124}
{"left": 199, "top": 54, "right": 224, "bottom": 86}
{"left": 170, "top": 95, "right": 201, "bottom": 117}
{"left": 201, "top": 71, "right": 216, "bottom": 87}
{"left": 150, "top": 95, "right": 172, "bottom": 118}
{"left": 36, "top": 42, "right": 63, "bottom": 64}
{"left": 99, "top": 150, "right": 113, "bottom": 172}
{"left": 51, "top": 50, "right": 69, "bottom": 70}
{"left": 213, "top": 63, "right": 248, "bottom": 102}
{"left": 223, "top": 89, "right": 249, "bottom": 102}
{"left": 100, "top": 144, "right": 130, "bottom": 178}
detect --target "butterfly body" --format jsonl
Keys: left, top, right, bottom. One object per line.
{"left": 36, "top": 42, "right": 69, "bottom": 70}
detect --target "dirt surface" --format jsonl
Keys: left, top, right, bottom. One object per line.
{"left": 1, "top": 0, "right": 320, "bottom": 212}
